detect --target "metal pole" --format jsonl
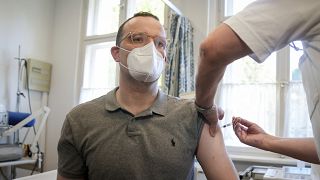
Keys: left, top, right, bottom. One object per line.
{"left": 12, "top": 45, "right": 27, "bottom": 179}
{"left": 15, "top": 45, "right": 22, "bottom": 112}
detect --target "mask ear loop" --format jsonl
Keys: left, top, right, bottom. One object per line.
{"left": 117, "top": 46, "right": 131, "bottom": 53}
{"left": 117, "top": 46, "right": 132, "bottom": 71}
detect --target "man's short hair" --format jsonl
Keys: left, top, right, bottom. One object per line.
{"left": 116, "top": 12, "right": 160, "bottom": 46}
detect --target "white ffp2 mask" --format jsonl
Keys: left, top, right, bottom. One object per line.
{"left": 118, "top": 42, "right": 165, "bottom": 82}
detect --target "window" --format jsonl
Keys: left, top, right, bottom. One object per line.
{"left": 286, "top": 42, "right": 312, "bottom": 138}
{"left": 127, "top": 0, "right": 165, "bottom": 24}
{"left": 220, "top": 54, "right": 277, "bottom": 147}
{"left": 79, "top": 0, "right": 165, "bottom": 103}
{"left": 80, "top": 41, "right": 117, "bottom": 103}
{"left": 79, "top": 0, "right": 121, "bottom": 103}
{"left": 217, "top": 0, "right": 312, "bottom": 155}
{"left": 86, "top": 0, "right": 120, "bottom": 36}
{"left": 224, "top": 0, "right": 256, "bottom": 17}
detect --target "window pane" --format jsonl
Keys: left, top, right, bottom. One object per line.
{"left": 290, "top": 41, "right": 303, "bottom": 82}
{"left": 220, "top": 83, "right": 276, "bottom": 147}
{"left": 128, "top": 0, "right": 165, "bottom": 24}
{"left": 220, "top": 55, "right": 277, "bottom": 147}
{"left": 80, "top": 41, "right": 117, "bottom": 103}
{"left": 87, "top": 0, "right": 120, "bottom": 36}
{"left": 224, "top": 0, "right": 256, "bottom": 17}
{"left": 223, "top": 54, "right": 276, "bottom": 84}
{"left": 285, "top": 42, "right": 313, "bottom": 137}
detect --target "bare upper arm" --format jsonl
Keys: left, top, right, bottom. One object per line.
{"left": 200, "top": 23, "right": 252, "bottom": 67}
{"left": 196, "top": 124, "right": 239, "bottom": 180}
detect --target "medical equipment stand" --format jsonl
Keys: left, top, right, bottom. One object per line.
{"left": 1, "top": 106, "right": 50, "bottom": 179}
{"left": 8, "top": 45, "right": 27, "bottom": 178}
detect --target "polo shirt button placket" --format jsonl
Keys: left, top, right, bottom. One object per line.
{"left": 127, "top": 117, "right": 140, "bottom": 137}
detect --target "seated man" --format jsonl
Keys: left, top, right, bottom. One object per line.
{"left": 57, "top": 12, "right": 238, "bottom": 180}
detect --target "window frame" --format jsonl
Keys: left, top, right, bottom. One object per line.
{"left": 214, "top": 0, "right": 307, "bottom": 164}
{"left": 76, "top": 0, "right": 127, "bottom": 104}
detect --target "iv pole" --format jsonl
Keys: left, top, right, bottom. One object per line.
{"left": 10, "top": 45, "right": 27, "bottom": 178}
{"left": 14, "top": 45, "right": 26, "bottom": 112}
{"left": 13, "top": 45, "right": 28, "bottom": 144}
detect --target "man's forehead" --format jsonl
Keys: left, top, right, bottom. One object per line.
{"left": 123, "top": 16, "right": 165, "bottom": 36}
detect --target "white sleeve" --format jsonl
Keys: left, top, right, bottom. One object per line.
{"left": 224, "top": 0, "right": 320, "bottom": 63}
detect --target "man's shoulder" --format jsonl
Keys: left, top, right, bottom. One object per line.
{"left": 68, "top": 95, "right": 107, "bottom": 118}
{"left": 162, "top": 93, "right": 197, "bottom": 115}
{"left": 166, "top": 94, "right": 194, "bottom": 107}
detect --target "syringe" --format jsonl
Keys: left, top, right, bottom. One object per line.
{"left": 221, "top": 122, "right": 232, "bottom": 128}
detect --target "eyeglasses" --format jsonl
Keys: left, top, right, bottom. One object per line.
{"left": 119, "top": 32, "right": 167, "bottom": 50}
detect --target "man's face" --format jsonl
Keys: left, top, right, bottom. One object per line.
{"left": 117, "top": 16, "right": 167, "bottom": 66}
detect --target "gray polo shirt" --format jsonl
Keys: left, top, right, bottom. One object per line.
{"left": 58, "top": 88, "right": 204, "bottom": 180}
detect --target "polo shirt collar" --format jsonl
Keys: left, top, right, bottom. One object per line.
{"left": 104, "top": 87, "right": 121, "bottom": 111}
{"left": 104, "top": 87, "right": 168, "bottom": 116}
{"left": 151, "top": 90, "right": 167, "bottom": 116}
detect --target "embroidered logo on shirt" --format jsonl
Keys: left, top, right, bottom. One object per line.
{"left": 171, "top": 138, "right": 175, "bottom": 147}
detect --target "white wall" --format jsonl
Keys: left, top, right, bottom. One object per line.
{"left": 45, "top": 0, "right": 83, "bottom": 170}
{"left": 0, "top": 0, "right": 55, "bottom": 167}
{"left": 0, "top": 0, "right": 54, "bottom": 111}
{"left": 0, "top": 0, "right": 83, "bottom": 172}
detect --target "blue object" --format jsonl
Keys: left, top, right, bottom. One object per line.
{"left": 8, "top": 111, "right": 35, "bottom": 127}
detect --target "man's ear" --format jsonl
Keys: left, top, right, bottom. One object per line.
{"left": 111, "top": 46, "right": 120, "bottom": 62}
